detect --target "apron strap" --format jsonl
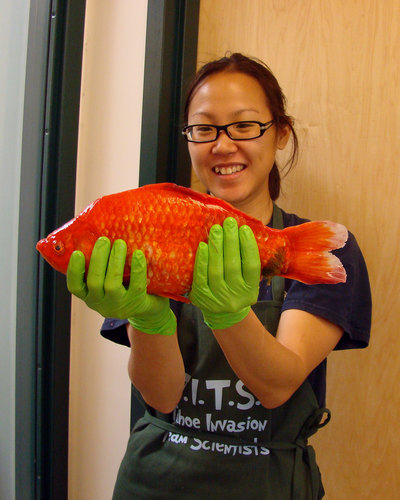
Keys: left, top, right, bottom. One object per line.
{"left": 271, "top": 203, "right": 285, "bottom": 303}
{"left": 292, "top": 444, "right": 321, "bottom": 500}
{"left": 292, "top": 407, "right": 331, "bottom": 499}
{"left": 272, "top": 202, "right": 284, "bottom": 230}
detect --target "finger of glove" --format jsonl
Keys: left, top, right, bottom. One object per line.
{"left": 103, "top": 239, "right": 127, "bottom": 297}
{"left": 129, "top": 250, "right": 170, "bottom": 319}
{"left": 207, "top": 224, "right": 225, "bottom": 289}
{"left": 191, "top": 241, "right": 210, "bottom": 292}
{"left": 86, "top": 237, "right": 111, "bottom": 301}
{"left": 67, "top": 251, "right": 88, "bottom": 300}
{"left": 222, "top": 218, "right": 243, "bottom": 288}
{"left": 239, "top": 225, "right": 261, "bottom": 285}
{"left": 128, "top": 250, "right": 148, "bottom": 297}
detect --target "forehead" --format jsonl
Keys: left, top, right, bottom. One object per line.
{"left": 188, "top": 71, "right": 270, "bottom": 119}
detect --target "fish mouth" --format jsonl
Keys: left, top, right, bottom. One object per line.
{"left": 36, "top": 238, "right": 47, "bottom": 254}
{"left": 213, "top": 164, "right": 246, "bottom": 176}
{"left": 36, "top": 238, "right": 53, "bottom": 265}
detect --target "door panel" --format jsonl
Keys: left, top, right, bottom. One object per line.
{"left": 195, "top": 1, "right": 400, "bottom": 497}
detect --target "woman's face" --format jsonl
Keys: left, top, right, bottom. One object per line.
{"left": 187, "top": 71, "right": 290, "bottom": 216}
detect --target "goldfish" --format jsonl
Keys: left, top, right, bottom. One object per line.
{"left": 36, "top": 183, "right": 348, "bottom": 302}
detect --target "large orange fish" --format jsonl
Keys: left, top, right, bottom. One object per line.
{"left": 36, "top": 183, "right": 347, "bottom": 302}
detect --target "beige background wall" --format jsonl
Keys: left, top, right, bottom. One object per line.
{"left": 195, "top": 0, "right": 400, "bottom": 498}
{"left": 68, "top": 0, "right": 399, "bottom": 498}
{"left": 68, "top": 1, "right": 148, "bottom": 499}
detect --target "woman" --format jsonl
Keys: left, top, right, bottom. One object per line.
{"left": 68, "top": 53, "right": 371, "bottom": 499}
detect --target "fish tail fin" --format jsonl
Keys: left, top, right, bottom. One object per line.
{"left": 281, "top": 221, "right": 348, "bottom": 284}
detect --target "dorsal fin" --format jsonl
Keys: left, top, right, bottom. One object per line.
{"left": 142, "top": 183, "right": 263, "bottom": 225}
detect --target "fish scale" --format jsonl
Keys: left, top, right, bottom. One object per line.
{"left": 36, "top": 183, "right": 348, "bottom": 303}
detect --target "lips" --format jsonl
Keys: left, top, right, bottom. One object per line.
{"left": 213, "top": 164, "right": 246, "bottom": 175}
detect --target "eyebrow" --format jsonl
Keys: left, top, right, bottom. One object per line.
{"left": 191, "top": 108, "right": 261, "bottom": 119}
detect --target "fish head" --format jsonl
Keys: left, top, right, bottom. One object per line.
{"left": 36, "top": 218, "right": 98, "bottom": 275}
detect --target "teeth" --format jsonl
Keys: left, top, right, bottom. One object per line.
{"left": 214, "top": 165, "right": 244, "bottom": 175}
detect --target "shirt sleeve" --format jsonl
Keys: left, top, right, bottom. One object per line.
{"left": 281, "top": 230, "right": 372, "bottom": 350}
{"left": 100, "top": 318, "right": 130, "bottom": 346}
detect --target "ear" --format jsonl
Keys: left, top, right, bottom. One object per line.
{"left": 276, "top": 124, "right": 291, "bottom": 150}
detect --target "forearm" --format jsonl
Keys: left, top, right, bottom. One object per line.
{"left": 212, "top": 310, "right": 307, "bottom": 409}
{"left": 127, "top": 324, "right": 186, "bottom": 414}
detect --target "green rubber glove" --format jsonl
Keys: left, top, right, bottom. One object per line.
{"left": 67, "top": 237, "right": 176, "bottom": 336}
{"left": 189, "top": 217, "right": 261, "bottom": 330}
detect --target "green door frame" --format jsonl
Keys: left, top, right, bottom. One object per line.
{"left": 17, "top": 0, "right": 199, "bottom": 498}
{"left": 16, "top": 1, "right": 86, "bottom": 499}
{"left": 133, "top": 0, "right": 200, "bottom": 427}
{"left": 139, "top": 0, "right": 200, "bottom": 188}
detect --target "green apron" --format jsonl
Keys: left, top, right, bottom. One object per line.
{"left": 113, "top": 205, "right": 330, "bottom": 500}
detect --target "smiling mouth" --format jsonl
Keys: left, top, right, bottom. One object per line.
{"left": 213, "top": 165, "right": 246, "bottom": 175}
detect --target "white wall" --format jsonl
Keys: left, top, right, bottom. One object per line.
{"left": 68, "top": 1, "right": 148, "bottom": 499}
{"left": 0, "top": 1, "right": 30, "bottom": 499}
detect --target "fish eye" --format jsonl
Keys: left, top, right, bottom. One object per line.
{"left": 53, "top": 241, "right": 65, "bottom": 254}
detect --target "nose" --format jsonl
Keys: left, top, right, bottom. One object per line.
{"left": 211, "top": 131, "right": 238, "bottom": 155}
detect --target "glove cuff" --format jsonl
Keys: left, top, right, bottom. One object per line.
{"left": 202, "top": 306, "right": 251, "bottom": 330}
{"left": 128, "top": 307, "right": 177, "bottom": 336}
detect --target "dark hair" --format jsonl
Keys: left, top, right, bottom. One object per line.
{"left": 184, "top": 53, "right": 298, "bottom": 200}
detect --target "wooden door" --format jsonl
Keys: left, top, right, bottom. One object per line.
{"left": 194, "top": 1, "right": 400, "bottom": 497}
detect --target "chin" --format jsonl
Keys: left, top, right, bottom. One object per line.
{"left": 212, "top": 185, "right": 248, "bottom": 206}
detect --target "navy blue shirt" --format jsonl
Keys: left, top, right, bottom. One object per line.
{"left": 101, "top": 208, "right": 371, "bottom": 407}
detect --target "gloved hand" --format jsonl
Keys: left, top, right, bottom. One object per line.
{"left": 67, "top": 237, "right": 176, "bottom": 336}
{"left": 189, "top": 217, "right": 261, "bottom": 329}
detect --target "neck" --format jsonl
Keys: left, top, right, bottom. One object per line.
{"left": 233, "top": 197, "right": 274, "bottom": 225}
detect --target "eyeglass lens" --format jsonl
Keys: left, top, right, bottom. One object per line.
{"left": 188, "top": 122, "right": 262, "bottom": 142}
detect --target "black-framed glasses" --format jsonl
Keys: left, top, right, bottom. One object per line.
{"left": 181, "top": 120, "right": 275, "bottom": 143}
